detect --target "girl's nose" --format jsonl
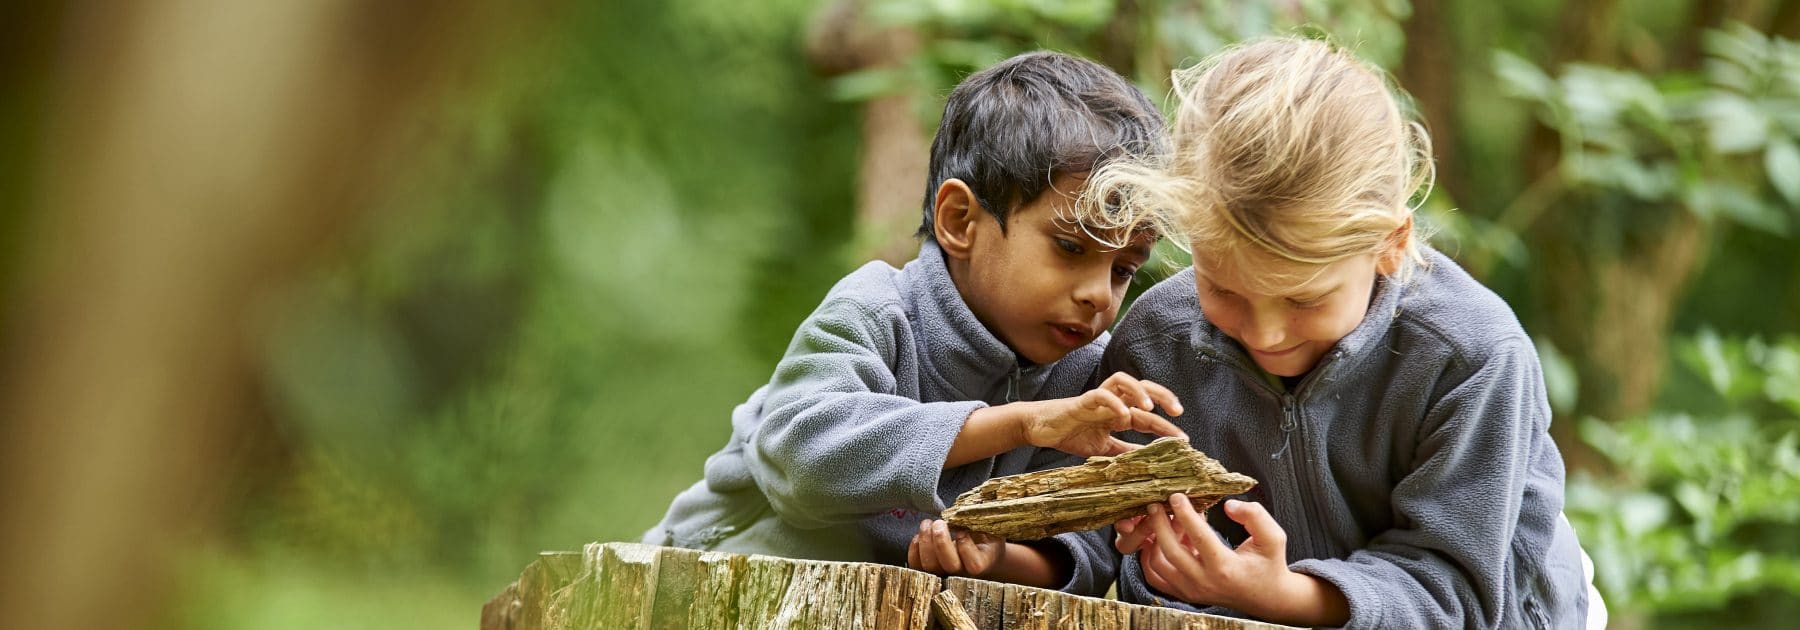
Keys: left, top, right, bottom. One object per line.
{"left": 1241, "top": 309, "right": 1286, "bottom": 349}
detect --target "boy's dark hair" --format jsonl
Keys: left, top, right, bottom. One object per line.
{"left": 919, "top": 51, "right": 1166, "bottom": 239}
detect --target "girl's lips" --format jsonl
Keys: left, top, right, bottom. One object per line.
{"left": 1250, "top": 344, "right": 1302, "bottom": 357}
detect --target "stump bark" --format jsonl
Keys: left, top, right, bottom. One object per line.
{"left": 481, "top": 542, "right": 1298, "bottom": 629}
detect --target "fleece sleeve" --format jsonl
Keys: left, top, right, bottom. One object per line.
{"left": 744, "top": 297, "right": 984, "bottom": 529}
{"left": 1288, "top": 338, "right": 1548, "bottom": 629}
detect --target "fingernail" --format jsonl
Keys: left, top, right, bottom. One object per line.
{"left": 1148, "top": 504, "right": 1162, "bottom": 516}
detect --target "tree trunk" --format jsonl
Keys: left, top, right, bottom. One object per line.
{"left": 807, "top": 0, "right": 928, "bottom": 265}
{"left": 1519, "top": 0, "right": 1727, "bottom": 462}
{"left": 1398, "top": 0, "right": 1465, "bottom": 209}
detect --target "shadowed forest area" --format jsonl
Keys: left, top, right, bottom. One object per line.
{"left": 2, "top": 1, "right": 1797, "bottom": 628}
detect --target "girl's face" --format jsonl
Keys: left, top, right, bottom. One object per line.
{"left": 1193, "top": 252, "right": 1386, "bottom": 378}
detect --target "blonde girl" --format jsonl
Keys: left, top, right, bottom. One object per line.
{"left": 1096, "top": 38, "right": 1594, "bottom": 629}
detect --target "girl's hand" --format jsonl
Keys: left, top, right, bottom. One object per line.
{"left": 1020, "top": 372, "right": 1186, "bottom": 457}
{"left": 907, "top": 520, "right": 1005, "bottom": 578}
{"left": 1137, "top": 494, "right": 1349, "bottom": 627}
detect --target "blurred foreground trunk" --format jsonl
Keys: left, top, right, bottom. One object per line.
{"left": 0, "top": 1, "right": 522, "bottom": 627}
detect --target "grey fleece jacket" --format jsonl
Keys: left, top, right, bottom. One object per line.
{"left": 1104, "top": 247, "right": 1587, "bottom": 629}
{"left": 643, "top": 239, "right": 1117, "bottom": 596}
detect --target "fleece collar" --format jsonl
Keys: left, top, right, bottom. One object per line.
{"left": 901, "top": 239, "right": 1052, "bottom": 402}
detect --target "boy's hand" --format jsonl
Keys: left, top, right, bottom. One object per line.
{"left": 1113, "top": 514, "right": 1157, "bottom": 554}
{"left": 1137, "top": 494, "right": 1349, "bottom": 627}
{"left": 907, "top": 519, "right": 1004, "bottom": 578}
{"left": 1021, "top": 372, "right": 1185, "bottom": 457}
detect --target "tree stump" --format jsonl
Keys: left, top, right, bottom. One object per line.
{"left": 482, "top": 542, "right": 1299, "bottom": 629}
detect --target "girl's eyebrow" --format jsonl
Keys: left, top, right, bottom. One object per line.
{"left": 1288, "top": 285, "right": 1339, "bottom": 301}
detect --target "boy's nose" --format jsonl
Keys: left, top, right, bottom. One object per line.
{"left": 1073, "top": 267, "right": 1114, "bottom": 313}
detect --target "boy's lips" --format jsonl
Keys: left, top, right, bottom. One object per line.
{"left": 1049, "top": 322, "right": 1094, "bottom": 348}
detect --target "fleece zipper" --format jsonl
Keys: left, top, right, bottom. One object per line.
{"left": 1200, "top": 346, "right": 1348, "bottom": 562}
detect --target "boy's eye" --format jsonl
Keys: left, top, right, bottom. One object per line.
{"left": 1113, "top": 265, "right": 1137, "bottom": 282}
{"left": 1287, "top": 297, "right": 1325, "bottom": 309}
{"left": 1054, "top": 237, "right": 1084, "bottom": 255}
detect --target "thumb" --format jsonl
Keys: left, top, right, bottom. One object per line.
{"left": 1224, "top": 499, "right": 1287, "bottom": 557}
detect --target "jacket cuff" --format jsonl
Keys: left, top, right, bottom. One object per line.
{"left": 905, "top": 401, "right": 989, "bottom": 513}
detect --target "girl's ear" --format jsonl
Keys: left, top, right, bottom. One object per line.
{"left": 1375, "top": 215, "right": 1413, "bottom": 275}
{"left": 932, "top": 179, "right": 983, "bottom": 260}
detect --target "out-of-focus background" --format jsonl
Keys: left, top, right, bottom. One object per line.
{"left": 2, "top": 0, "right": 1797, "bottom": 628}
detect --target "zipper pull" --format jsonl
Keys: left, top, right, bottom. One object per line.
{"left": 1272, "top": 394, "right": 1297, "bottom": 460}
{"left": 1280, "top": 394, "right": 1298, "bottom": 432}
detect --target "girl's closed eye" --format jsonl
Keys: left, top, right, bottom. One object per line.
{"left": 1287, "top": 296, "right": 1326, "bottom": 309}
{"left": 1054, "top": 237, "right": 1084, "bottom": 255}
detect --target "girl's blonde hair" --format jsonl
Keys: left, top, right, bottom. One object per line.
{"left": 1086, "top": 37, "right": 1435, "bottom": 293}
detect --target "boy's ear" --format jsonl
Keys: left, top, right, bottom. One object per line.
{"left": 1375, "top": 215, "right": 1413, "bottom": 275}
{"left": 932, "top": 179, "right": 983, "bottom": 260}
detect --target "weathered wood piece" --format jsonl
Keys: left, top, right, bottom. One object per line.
{"left": 942, "top": 437, "right": 1258, "bottom": 540}
{"left": 932, "top": 590, "right": 981, "bottom": 630}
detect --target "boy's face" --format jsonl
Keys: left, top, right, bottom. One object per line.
{"left": 938, "top": 176, "right": 1153, "bottom": 365}
{"left": 1192, "top": 252, "right": 1384, "bottom": 378}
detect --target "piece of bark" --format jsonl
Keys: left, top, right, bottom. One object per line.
{"left": 932, "top": 590, "right": 981, "bottom": 630}
{"left": 942, "top": 437, "right": 1257, "bottom": 540}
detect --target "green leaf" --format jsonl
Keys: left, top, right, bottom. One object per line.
{"left": 1537, "top": 339, "right": 1579, "bottom": 414}
{"left": 1766, "top": 137, "right": 1800, "bottom": 206}
{"left": 1493, "top": 50, "right": 1555, "bottom": 103}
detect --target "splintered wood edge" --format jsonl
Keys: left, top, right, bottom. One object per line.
{"left": 931, "top": 590, "right": 981, "bottom": 630}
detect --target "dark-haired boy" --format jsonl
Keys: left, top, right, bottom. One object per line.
{"left": 643, "top": 51, "right": 1178, "bottom": 594}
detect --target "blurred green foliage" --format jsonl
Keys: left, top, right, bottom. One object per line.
{"left": 168, "top": 0, "right": 1800, "bottom": 627}
{"left": 1567, "top": 332, "right": 1800, "bottom": 625}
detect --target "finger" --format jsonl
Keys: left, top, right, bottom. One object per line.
{"left": 1138, "top": 379, "right": 1185, "bottom": 416}
{"left": 914, "top": 521, "right": 942, "bottom": 573}
{"left": 955, "top": 534, "right": 987, "bottom": 576}
{"left": 932, "top": 521, "right": 964, "bottom": 575}
{"left": 1103, "top": 437, "right": 1138, "bottom": 456}
{"left": 1112, "top": 374, "right": 1155, "bottom": 411}
{"left": 1223, "top": 499, "right": 1288, "bottom": 556}
{"left": 1089, "top": 389, "right": 1132, "bottom": 424}
{"left": 1147, "top": 502, "right": 1208, "bottom": 580}
{"left": 1115, "top": 516, "right": 1150, "bottom": 554}
{"left": 1169, "top": 494, "right": 1233, "bottom": 564}
{"left": 1128, "top": 409, "right": 1187, "bottom": 440}
{"left": 1142, "top": 542, "right": 1189, "bottom": 600}
{"left": 907, "top": 535, "right": 922, "bottom": 569}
